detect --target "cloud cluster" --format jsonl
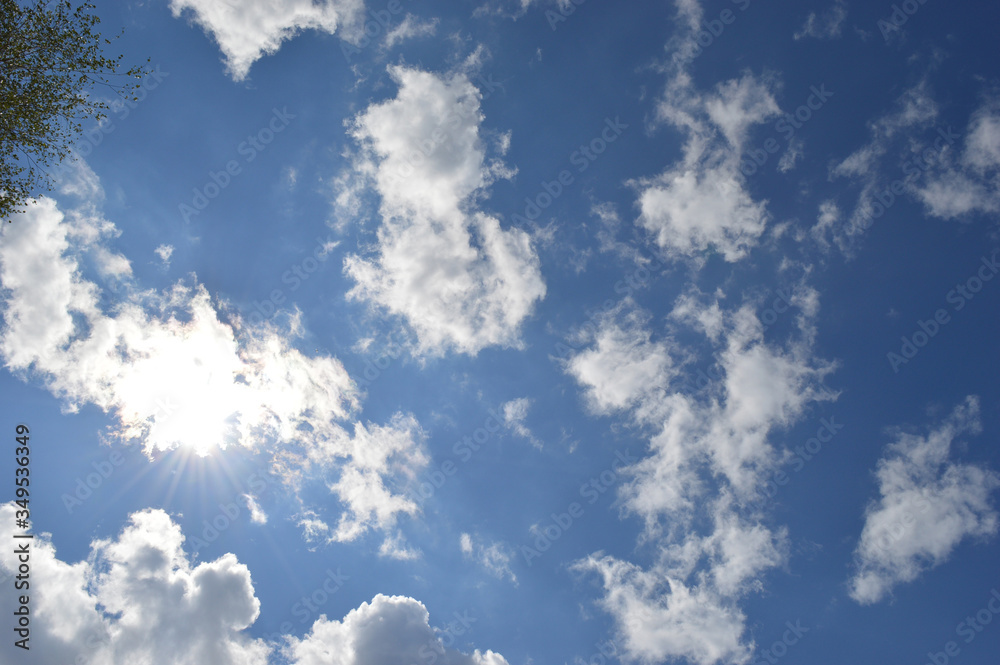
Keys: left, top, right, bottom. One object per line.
{"left": 0, "top": 192, "right": 426, "bottom": 548}
{"left": 170, "top": 0, "right": 364, "bottom": 81}
{"left": 849, "top": 396, "right": 999, "bottom": 604}
{"left": 564, "top": 287, "right": 835, "bottom": 665}
{"left": 0, "top": 506, "right": 510, "bottom": 665}
{"left": 342, "top": 65, "right": 546, "bottom": 356}
{"left": 0, "top": 505, "right": 270, "bottom": 665}
{"left": 824, "top": 83, "right": 1000, "bottom": 252}
{"left": 284, "top": 593, "right": 509, "bottom": 665}
{"left": 555, "top": 6, "right": 848, "bottom": 658}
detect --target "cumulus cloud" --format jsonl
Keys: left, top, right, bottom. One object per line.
{"left": 169, "top": 0, "right": 364, "bottom": 81}
{"left": 635, "top": 160, "right": 771, "bottom": 263}
{"left": 849, "top": 397, "right": 999, "bottom": 605}
{"left": 2, "top": 198, "right": 356, "bottom": 456}
{"left": 634, "top": 23, "right": 782, "bottom": 262}
{"left": 566, "top": 304, "right": 674, "bottom": 417}
{"left": 564, "top": 284, "right": 835, "bottom": 665}
{"left": 284, "top": 593, "right": 509, "bottom": 665}
{"left": 0, "top": 194, "right": 427, "bottom": 548}
{"left": 306, "top": 414, "right": 430, "bottom": 545}
{"left": 0, "top": 505, "right": 270, "bottom": 665}
{"left": 962, "top": 100, "right": 1000, "bottom": 171}
{"left": 571, "top": 554, "right": 748, "bottom": 665}
{"left": 342, "top": 65, "right": 546, "bottom": 357}
{"left": 0, "top": 506, "right": 510, "bottom": 665}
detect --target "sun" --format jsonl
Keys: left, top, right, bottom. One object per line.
{"left": 118, "top": 347, "right": 246, "bottom": 457}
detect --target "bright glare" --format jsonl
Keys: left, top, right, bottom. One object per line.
{"left": 113, "top": 300, "right": 248, "bottom": 456}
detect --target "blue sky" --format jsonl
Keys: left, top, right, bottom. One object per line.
{"left": 1, "top": 0, "right": 1000, "bottom": 663}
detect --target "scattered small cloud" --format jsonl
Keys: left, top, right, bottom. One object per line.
{"left": 794, "top": 0, "right": 848, "bottom": 41}
{"left": 460, "top": 532, "right": 518, "bottom": 584}
{"left": 501, "top": 397, "right": 541, "bottom": 448}
{"left": 243, "top": 493, "right": 268, "bottom": 524}
{"left": 155, "top": 243, "right": 174, "bottom": 267}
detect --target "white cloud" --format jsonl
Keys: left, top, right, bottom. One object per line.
{"left": 963, "top": 101, "right": 1000, "bottom": 171}
{"left": 0, "top": 506, "right": 509, "bottom": 665}
{"left": 0, "top": 505, "right": 270, "bottom": 665}
{"left": 569, "top": 295, "right": 834, "bottom": 514}
{"left": 378, "top": 530, "right": 423, "bottom": 561}
{"left": 2, "top": 198, "right": 355, "bottom": 456}
{"left": 635, "top": 50, "right": 780, "bottom": 262}
{"left": 570, "top": 519, "right": 785, "bottom": 665}
{"left": 383, "top": 14, "right": 439, "bottom": 50}
{"left": 471, "top": 0, "right": 538, "bottom": 21}
{"left": 914, "top": 171, "right": 999, "bottom": 218}
{"left": 298, "top": 510, "right": 332, "bottom": 543}
{"left": 825, "top": 81, "right": 961, "bottom": 250}
{"left": 564, "top": 286, "right": 835, "bottom": 665}
{"left": 243, "top": 493, "right": 268, "bottom": 524}
{"left": 776, "top": 138, "right": 803, "bottom": 173}
{"left": 850, "top": 397, "right": 999, "bottom": 604}
{"left": 0, "top": 195, "right": 427, "bottom": 547}
{"left": 832, "top": 81, "right": 938, "bottom": 181}
{"left": 561, "top": 251, "right": 834, "bottom": 660}
{"left": 342, "top": 65, "right": 546, "bottom": 357}
{"left": 810, "top": 200, "right": 841, "bottom": 249}
{"left": 283, "top": 594, "right": 509, "bottom": 665}
{"left": 914, "top": 96, "right": 1000, "bottom": 219}
{"left": 636, "top": 161, "right": 771, "bottom": 263}
{"left": 318, "top": 415, "right": 430, "bottom": 544}
{"left": 155, "top": 244, "right": 175, "bottom": 267}
{"left": 703, "top": 76, "right": 783, "bottom": 152}
{"left": 460, "top": 533, "right": 518, "bottom": 584}
{"left": 879, "top": 81, "right": 940, "bottom": 138}
{"left": 500, "top": 397, "right": 540, "bottom": 447}
{"left": 169, "top": 0, "right": 364, "bottom": 81}
{"left": 566, "top": 304, "right": 674, "bottom": 417}
{"left": 794, "top": 0, "right": 848, "bottom": 40}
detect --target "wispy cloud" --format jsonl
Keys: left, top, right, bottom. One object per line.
{"left": 461, "top": 532, "right": 518, "bottom": 584}
{"left": 794, "top": 0, "right": 848, "bottom": 41}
